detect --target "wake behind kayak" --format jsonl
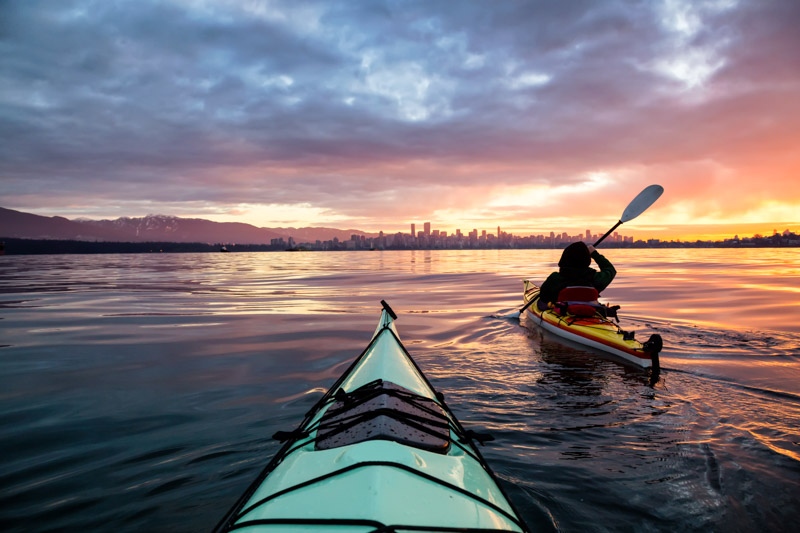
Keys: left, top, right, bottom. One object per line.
{"left": 213, "top": 300, "right": 529, "bottom": 532}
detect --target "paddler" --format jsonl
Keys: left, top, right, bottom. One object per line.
{"left": 537, "top": 241, "right": 616, "bottom": 310}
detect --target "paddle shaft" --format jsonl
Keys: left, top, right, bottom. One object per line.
{"left": 518, "top": 294, "right": 538, "bottom": 315}
{"left": 593, "top": 220, "right": 622, "bottom": 247}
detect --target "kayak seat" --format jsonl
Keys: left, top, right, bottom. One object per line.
{"left": 554, "top": 286, "right": 607, "bottom": 318}
{"left": 556, "top": 286, "right": 599, "bottom": 302}
{"left": 315, "top": 379, "right": 451, "bottom": 454}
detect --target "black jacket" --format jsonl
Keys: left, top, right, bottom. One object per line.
{"left": 538, "top": 251, "right": 616, "bottom": 307}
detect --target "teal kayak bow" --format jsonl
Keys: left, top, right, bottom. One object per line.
{"left": 214, "top": 300, "right": 529, "bottom": 532}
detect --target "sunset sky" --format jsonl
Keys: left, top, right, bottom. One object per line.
{"left": 2, "top": 0, "right": 798, "bottom": 241}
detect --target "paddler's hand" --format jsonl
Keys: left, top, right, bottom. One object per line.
{"left": 587, "top": 244, "right": 596, "bottom": 255}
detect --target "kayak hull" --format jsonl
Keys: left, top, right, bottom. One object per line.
{"left": 523, "top": 280, "right": 661, "bottom": 370}
{"left": 215, "top": 301, "right": 528, "bottom": 532}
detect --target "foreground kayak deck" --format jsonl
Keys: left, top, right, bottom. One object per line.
{"left": 523, "top": 280, "right": 661, "bottom": 374}
{"left": 214, "top": 301, "right": 529, "bottom": 532}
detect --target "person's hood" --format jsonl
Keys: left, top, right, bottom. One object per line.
{"left": 558, "top": 242, "right": 590, "bottom": 269}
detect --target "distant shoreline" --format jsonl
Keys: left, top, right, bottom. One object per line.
{"left": 1, "top": 236, "right": 798, "bottom": 255}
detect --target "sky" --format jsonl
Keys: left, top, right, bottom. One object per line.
{"left": 1, "top": 0, "right": 799, "bottom": 241}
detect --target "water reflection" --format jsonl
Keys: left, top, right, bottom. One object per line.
{"left": 1, "top": 249, "right": 800, "bottom": 532}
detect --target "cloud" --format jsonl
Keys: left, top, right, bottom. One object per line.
{"left": 1, "top": 0, "right": 798, "bottom": 234}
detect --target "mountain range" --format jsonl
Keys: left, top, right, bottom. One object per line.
{"left": 0, "top": 207, "right": 372, "bottom": 244}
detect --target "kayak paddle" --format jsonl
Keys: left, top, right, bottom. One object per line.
{"left": 593, "top": 184, "right": 664, "bottom": 246}
{"left": 515, "top": 184, "right": 664, "bottom": 316}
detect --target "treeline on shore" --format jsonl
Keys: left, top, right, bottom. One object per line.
{"left": 2, "top": 234, "right": 799, "bottom": 255}
{"left": 0, "top": 239, "right": 284, "bottom": 255}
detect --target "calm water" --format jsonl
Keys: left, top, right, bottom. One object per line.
{"left": 1, "top": 249, "right": 799, "bottom": 532}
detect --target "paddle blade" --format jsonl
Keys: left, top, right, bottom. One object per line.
{"left": 620, "top": 184, "right": 664, "bottom": 223}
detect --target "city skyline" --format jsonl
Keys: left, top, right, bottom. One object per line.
{"left": 4, "top": 203, "right": 797, "bottom": 247}
{"left": 3, "top": 203, "right": 797, "bottom": 254}
{"left": 404, "top": 221, "right": 631, "bottom": 244}
{"left": 292, "top": 227, "right": 800, "bottom": 252}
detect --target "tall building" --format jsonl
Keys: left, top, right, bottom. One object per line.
{"left": 410, "top": 223, "right": 415, "bottom": 237}
{"left": 424, "top": 222, "right": 431, "bottom": 236}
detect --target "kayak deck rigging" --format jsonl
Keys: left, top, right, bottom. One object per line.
{"left": 315, "top": 379, "right": 451, "bottom": 453}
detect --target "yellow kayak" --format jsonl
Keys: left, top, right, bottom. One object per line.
{"left": 522, "top": 280, "right": 662, "bottom": 376}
